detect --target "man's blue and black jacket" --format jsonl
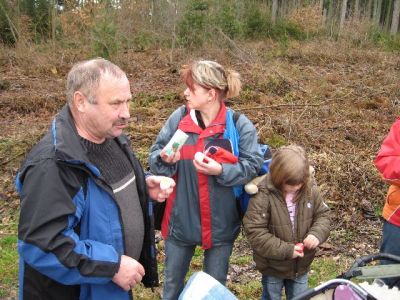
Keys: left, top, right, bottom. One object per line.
{"left": 16, "top": 105, "right": 159, "bottom": 300}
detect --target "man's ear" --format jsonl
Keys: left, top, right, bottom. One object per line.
{"left": 74, "top": 91, "right": 86, "bottom": 113}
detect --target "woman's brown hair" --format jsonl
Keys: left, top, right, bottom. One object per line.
{"left": 269, "top": 145, "right": 311, "bottom": 201}
{"left": 180, "top": 60, "right": 241, "bottom": 100}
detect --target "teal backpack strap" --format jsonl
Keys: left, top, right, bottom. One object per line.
{"left": 223, "top": 109, "right": 242, "bottom": 198}
{"left": 224, "top": 109, "right": 240, "bottom": 157}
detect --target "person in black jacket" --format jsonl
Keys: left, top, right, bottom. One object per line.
{"left": 16, "top": 58, "right": 174, "bottom": 300}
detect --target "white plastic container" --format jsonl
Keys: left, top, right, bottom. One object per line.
{"left": 163, "top": 129, "right": 189, "bottom": 156}
{"left": 178, "top": 271, "right": 237, "bottom": 300}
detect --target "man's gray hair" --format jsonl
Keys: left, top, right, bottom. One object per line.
{"left": 66, "top": 58, "right": 127, "bottom": 105}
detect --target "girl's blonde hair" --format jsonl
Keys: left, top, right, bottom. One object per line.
{"left": 180, "top": 60, "right": 241, "bottom": 99}
{"left": 269, "top": 145, "right": 311, "bottom": 200}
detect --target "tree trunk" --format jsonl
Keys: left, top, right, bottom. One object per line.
{"left": 150, "top": 0, "right": 154, "bottom": 24}
{"left": 354, "top": 0, "right": 360, "bottom": 20}
{"left": 367, "top": 0, "right": 373, "bottom": 19}
{"left": 321, "top": 0, "right": 328, "bottom": 26}
{"left": 391, "top": 0, "right": 400, "bottom": 34}
{"left": 51, "top": 0, "right": 56, "bottom": 43}
{"left": 322, "top": 7, "right": 328, "bottom": 26}
{"left": 169, "top": 0, "right": 178, "bottom": 64}
{"left": 385, "top": 0, "right": 394, "bottom": 31}
{"left": 373, "top": 0, "right": 378, "bottom": 21}
{"left": 373, "top": 0, "right": 383, "bottom": 25}
{"left": 272, "top": 0, "right": 278, "bottom": 24}
{"left": 327, "top": 0, "right": 336, "bottom": 33}
{"left": 340, "top": 0, "right": 348, "bottom": 31}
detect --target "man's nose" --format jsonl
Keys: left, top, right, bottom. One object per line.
{"left": 119, "top": 102, "right": 130, "bottom": 119}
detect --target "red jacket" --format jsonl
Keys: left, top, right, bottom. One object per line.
{"left": 149, "top": 104, "right": 263, "bottom": 249}
{"left": 374, "top": 118, "right": 400, "bottom": 226}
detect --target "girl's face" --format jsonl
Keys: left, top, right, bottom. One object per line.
{"left": 282, "top": 183, "right": 303, "bottom": 194}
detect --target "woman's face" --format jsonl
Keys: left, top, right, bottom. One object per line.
{"left": 184, "top": 83, "right": 213, "bottom": 110}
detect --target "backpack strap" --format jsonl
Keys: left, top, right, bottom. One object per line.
{"left": 180, "top": 105, "right": 187, "bottom": 118}
{"left": 174, "top": 105, "right": 187, "bottom": 130}
{"left": 233, "top": 111, "right": 241, "bottom": 125}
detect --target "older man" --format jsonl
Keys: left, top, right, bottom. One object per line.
{"left": 16, "top": 58, "right": 173, "bottom": 300}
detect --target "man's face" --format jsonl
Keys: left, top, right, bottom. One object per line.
{"left": 82, "top": 72, "right": 132, "bottom": 142}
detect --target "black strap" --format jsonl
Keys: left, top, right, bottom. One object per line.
{"left": 179, "top": 106, "right": 240, "bottom": 128}
{"left": 233, "top": 111, "right": 241, "bottom": 124}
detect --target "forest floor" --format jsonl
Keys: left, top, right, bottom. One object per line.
{"left": 0, "top": 38, "right": 399, "bottom": 299}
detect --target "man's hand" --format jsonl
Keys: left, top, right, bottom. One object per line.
{"left": 112, "top": 255, "right": 145, "bottom": 291}
{"left": 303, "top": 234, "right": 320, "bottom": 249}
{"left": 146, "top": 175, "right": 175, "bottom": 202}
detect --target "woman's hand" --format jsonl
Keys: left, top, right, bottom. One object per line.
{"left": 193, "top": 155, "right": 222, "bottom": 175}
{"left": 159, "top": 149, "right": 181, "bottom": 164}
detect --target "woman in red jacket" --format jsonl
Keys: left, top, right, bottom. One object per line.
{"left": 149, "top": 60, "right": 263, "bottom": 299}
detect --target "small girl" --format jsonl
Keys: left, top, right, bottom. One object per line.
{"left": 243, "top": 145, "right": 330, "bottom": 300}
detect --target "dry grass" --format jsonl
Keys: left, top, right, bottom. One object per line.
{"left": 288, "top": 4, "right": 324, "bottom": 34}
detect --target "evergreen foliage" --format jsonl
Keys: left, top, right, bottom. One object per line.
{"left": 91, "top": 13, "right": 118, "bottom": 59}
{"left": 243, "top": 3, "right": 271, "bottom": 38}
{"left": 214, "top": 2, "right": 242, "bottom": 39}
{"left": 0, "top": 0, "right": 16, "bottom": 45}
{"left": 177, "top": 0, "right": 210, "bottom": 47}
{"left": 19, "top": 0, "right": 51, "bottom": 42}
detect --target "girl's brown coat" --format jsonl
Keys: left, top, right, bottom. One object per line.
{"left": 243, "top": 175, "right": 330, "bottom": 279}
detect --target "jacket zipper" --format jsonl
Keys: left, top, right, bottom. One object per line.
{"left": 294, "top": 200, "right": 301, "bottom": 278}
{"left": 278, "top": 189, "right": 300, "bottom": 278}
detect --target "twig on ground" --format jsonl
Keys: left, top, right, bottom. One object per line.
{"left": 236, "top": 103, "right": 323, "bottom": 111}
{"left": 272, "top": 69, "right": 309, "bottom": 94}
{"left": 0, "top": 151, "right": 25, "bottom": 166}
{"left": 0, "top": 232, "right": 16, "bottom": 237}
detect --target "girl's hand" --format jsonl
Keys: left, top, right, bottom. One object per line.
{"left": 292, "top": 244, "right": 305, "bottom": 258}
{"left": 193, "top": 155, "right": 222, "bottom": 175}
{"left": 303, "top": 234, "right": 320, "bottom": 249}
{"left": 160, "top": 149, "right": 180, "bottom": 164}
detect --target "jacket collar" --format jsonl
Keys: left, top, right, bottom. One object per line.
{"left": 52, "top": 105, "right": 129, "bottom": 177}
{"left": 52, "top": 105, "right": 88, "bottom": 163}
{"left": 178, "top": 102, "right": 228, "bottom": 138}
